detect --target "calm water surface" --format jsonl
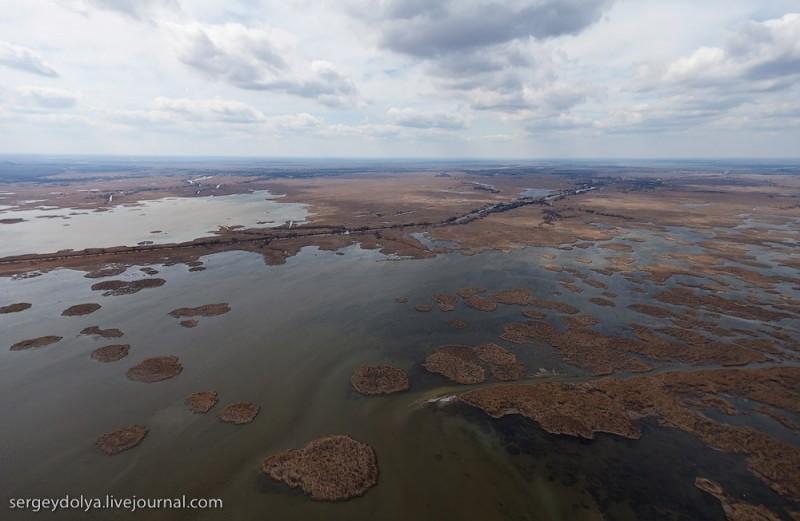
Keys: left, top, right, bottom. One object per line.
{"left": 0, "top": 191, "right": 308, "bottom": 257}
{"left": 0, "top": 240, "right": 795, "bottom": 520}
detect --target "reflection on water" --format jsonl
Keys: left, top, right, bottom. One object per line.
{"left": 0, "top": 243, "right": 794, "bottom": 520}
{"left": 0, "top": 191, "right": 309, "bottom": 257}
{"left": 520, "top": 188, "right": 554, "bottom": 198}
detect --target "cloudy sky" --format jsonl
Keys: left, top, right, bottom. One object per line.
{"left": 1, "top": 0, "right": 799, "bottom": 158}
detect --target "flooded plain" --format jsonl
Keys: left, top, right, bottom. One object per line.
{"left": 1, "top": 236, "right": 796, "bottom": 520}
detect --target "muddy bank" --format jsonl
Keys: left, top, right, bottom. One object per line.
{"left": 10, "top": 335, "right": 62, "bottom": 351}
{"left": 90, "top": 344, "right": 129, "bottom": 362}
{"left": 500, "top": 320, "right": 652, "bottom": 375}
{"left": 474, "top": 343, "right": 527, "bottom": 381}
{"left": 423, "top": 345, "right": 485, "bottom": 384}
{"left": 500, "top": 313, "right": 770, "bottom": 374}
{"left": 350, "top": 366, "right": 409, "bottom": 395}
{"left": 185, "top": 391, "right": 218, "bottom": 413}
{"left": 432, "top": 293, "right": 457, "bottom": 312}
{"left": 463, "top": 294, "right": 497, "bottom": 312}
{"left": 520, "top": 309, "right": 545, "bottom": 319}
{"left": 84, "top": 265, "right": 127, "bottom": 278}
{"left": 655, "top": 288, "right": 791, "bottom": 322}
{"left": 563, "top": 314, "right": 599, "bottom": 328}
{"left": 261, "top": 435, "right": 378, "bottom": 501}
{"left": 91, "top": 278, "right": 165, "bottom": 296}
{"left": 447, "top": 319, "right": 467, "bottom": 329}
{"left": 527, "top": 298, "right": 579, "bottom": 315}
{"left": 695, "top": 478, "right": 781, "bottom": 521}
{"left": 493, "top": 288, "right": 531, "bottom": 305}
{"left": 81, "top": 326, "right": 123, "bottom": 338}
{"left": 628, "top": 303, "right": 673, "bottom": 318}
{"left": 168, "top": 303, "right": 230, "bottom": 318}
{"left": 219, "top": 402, "right": 259, "bottom": 424}
{"left": 61, "top": 303, "right": 101, "bottom": 316}
{"left": 461, "top": 366, "right": 800, "bottom": 502}
{"left": 423, "top": 343, "right": 525, "bottom": 384}
{"left": 0, "top": 302, "right": 31, "bottom": 314}
{"left": 95, "top": 425, "right": 147, "bottom": 455}
{"left": 126, "top": 356, "right": 182, "bottom": 383}
{"left": 589, "top": 297, "right": 615, "bottom": 307}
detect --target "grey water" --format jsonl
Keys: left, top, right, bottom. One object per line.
{"left": 1, "top": 237, "right": 793, "bottom": 520}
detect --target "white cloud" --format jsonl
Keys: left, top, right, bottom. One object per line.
{"left": 600, "top": 12, "right": 800, "bottom": 137}
{"left": 387, "top": 107, "right": 468, "bottom": 129}
{"left": 153, "top": 96, "right": 265, "bottom": 123}
{"left": 100, "top": 96, "right": 327, "bottom": 138}
{"left": 62, "top": 0, "right": 181, "bottom": 21}
{"left": 269, "top": 112, "right": 322, "bottom": 132}
{"left": 102, "top": 97, "right": 460, "bottom": 141}
{"left": 16, "top": 86, "right": 78, "bottom": 109}
{"left": 350, "top": 0, "right": 612, "bottom": 117}
{"left": 644, "top": 13, "right": 800, "bottom": 91}
{"left": 169, "top": 22, "right": 290, "bottom": 86}
{"left": 166, "top": 22, "right": 358, "bottom": 107}
{"left": 664, "top": 47, "right": 729, "bottom": 84}
{"left": 2, "top": 1, "right": 800, "bottom": 157}
{"left": 352, "top": 0, "right": 614, "bottom": 57}
{"left": 0, "top": 41, "right": 59, "bottom": 77}
{"left": 482, "top": 133, "right": 520, "bottom": 142}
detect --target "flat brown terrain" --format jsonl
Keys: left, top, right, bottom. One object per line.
{"left": 1, "top": 168, "right": 798, "bottom": 287}
{"left": 0, "top": 170, "right": 572, "bottom": 274}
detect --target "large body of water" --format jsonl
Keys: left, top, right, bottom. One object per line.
{"left": 0, "top": 191, "right": 308, "bottom": 257}
{"left": 2, "top": 233, "right": 796, "bottom": 520}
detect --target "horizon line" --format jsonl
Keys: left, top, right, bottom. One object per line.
{"left": 2, "top": 153, "right": 800, "bottom": 162}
